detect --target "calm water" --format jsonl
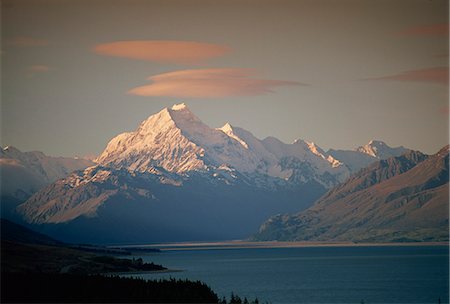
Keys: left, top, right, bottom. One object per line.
{"left": 124, "top": 245, "right": 449, "bottom": 304}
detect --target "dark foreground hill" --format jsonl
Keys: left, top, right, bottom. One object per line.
{"left": 254, "top": 146, "right": 449, "bottom": 242}
{"left": 1, "top": 219, "right": 196, "bottom": 303}
{"left": 0, "top": 218, "right": 166, "bottom": 274}
{"left": 1, "top": 219, "right": 260, "bottom": 303}
{"left": 1, "top": 218, "right": 62, "bottom": 246}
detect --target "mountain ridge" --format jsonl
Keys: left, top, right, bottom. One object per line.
{"left": 9, "top": 103, "right": 424, "bottom": 243}
{"left": 95, "top": 103, "right": 359, "bottom": 188}
{"left": 0, "top": 146, "right": 94, "bottom": 205}
{"left": 253, "top": 146, "right": 449, "bottom": 242}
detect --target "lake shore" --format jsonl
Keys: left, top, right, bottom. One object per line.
{"left": 112, "top": 240, "right": 449, "bottom": 251}
{"left": 103, "top": 268, "right": 184, "bottom": 275}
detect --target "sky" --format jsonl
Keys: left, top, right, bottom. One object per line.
{"left": 1, "top": 0, "right": 448, "bottom": 157}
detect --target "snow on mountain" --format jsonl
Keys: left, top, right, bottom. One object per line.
{"left": 1, "top": 146, "right": 94, "bottom": 182}
{"left": 260, "top": 137, "right": 349, "bottom": 186}
{"left": 302, "top": 140, "right": 342, "bottom": 168}
{"left": 218, "top": 123, "right": 249, "bottom": 149}
{"left": 356, "top": 140, "right": 409, "bottom": 159}
{"left": 95, "top": 104, "right": 410, "bottom": 189}
{"left": 96, "top": 103, "right": 350, "bottom": 187}
{"left": 18, "top": 165, "right": 157, "bottom": 224}
{"left": 95, "top": 105, "right": 207, "bottom": 173}
{"left": 327, "top": 149, "right": 377, "bottom": 172}
{"left": 0, "top": 146, "right": 94, "bottom": 199}
{"left": 327, "top": 140, "right": 410, "bottom": 172}
{"left": 254, "top": 146, "right": 448, "bottom": 242}
{"left": 96, "top": 103, "right": 265, "bottom": 175}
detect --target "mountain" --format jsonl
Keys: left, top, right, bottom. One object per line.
{"left": 254, "top": 146, "right": 449, "bottom": 242}
{"left": 0, "top": 146, "right": 94, "bottom": 199}
{"left": 14, "top": 104, "right": 413, "bottom": 243}
{"left": 1, "top": 218, "right": 62, "bottom": 246}
{"left": 0, "top": 146, "right": 94, "bottom": 221}
{"left": 95, "top": 103, "right": 349, "bottom": 187}
{"left": 327, "top": 140, "right": 410, "bottom": 172}
{"left": 356, "top": 140, "right": 409, "bottom": 159}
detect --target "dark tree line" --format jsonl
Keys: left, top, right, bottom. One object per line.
{"left": 2, "top": 272, "right": 219, "bottom": 303}
{"left": 219, "top": 292, "right": 261, "bottom": 304}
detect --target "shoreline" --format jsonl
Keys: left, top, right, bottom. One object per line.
{"left": 112, "top": 240, "right": 449, "bottom": 251}
{"left": 102, "top": 268, "right": 183, "bottom": 276}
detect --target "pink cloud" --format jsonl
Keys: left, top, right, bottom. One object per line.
{"left": 397, "top": 23, "right": 449, "bottom": 36}
{"left": 8, "top": 37, "right": 49, "bottom": 47}
{"left": 94, "top": 40, "right": 231, "bottom": 65}
{"left": 128, "top": 68, "right": 302, "bottom": 98}
{"left": 364, "top": 67, "right": 449, "bottom": 85}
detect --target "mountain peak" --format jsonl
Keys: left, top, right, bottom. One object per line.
{"left": 96, "top": 104, "right": 208, "bottom": 173}
{"left": 218, "top": 122, "right": 248, "bottom": 149}
{"left": 436, "top": 145, "right": 449, "bottom": 158}
{"left": 356, "top": 140, "right": 408, "bottom": 159}
{"left": 367, "top": 139, "right": 388, "bottom": 147}
{"left": 292, "top": 138, "right": 305, "bottom": 145}
{"left": 303, "top": 140, "right": 343, "bottom": 168}
{"left": 219, "top": 122, "right": 233, "bottom": 132}
{"left": 136, "top": 103, "right": 199, "bottom": 136}
{"left": 2, "top": 145, "right": 20, "bottom": 153}
{"left": 367, "top": 139, "right": 386, "bottom": 146}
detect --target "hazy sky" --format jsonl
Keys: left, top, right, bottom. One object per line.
{"left": 1, "top": 0, "right": 448, "bottom": 157}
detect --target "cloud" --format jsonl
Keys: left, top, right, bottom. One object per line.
{"left": 397, "top": 23, "right": 449, "bottom": 36}
{"left": 29, "top": 65, "right": 50, "bottom": 72}
{"left": 94, "top": 40, "right": 231, "bottom": 65}
{"left": 128, "top": 68, "right": 302, "bottom": 98}
{"left": 8, "top": 37, "right": 49, "bottom": 47}
{"left": 363, "top": 67, "right": 449, "bottom": 85}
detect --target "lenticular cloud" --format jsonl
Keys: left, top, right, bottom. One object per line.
{"left": 94, "top": 40, "right": 231, "bottom": 65}
{"left": 128, "top": 68, "right": 302, "bottom": 98}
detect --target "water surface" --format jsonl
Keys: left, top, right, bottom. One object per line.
{"left": 124, "top": 245, "right": 449, "bottom": 303}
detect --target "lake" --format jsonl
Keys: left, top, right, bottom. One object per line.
{"left": 123, "top": 244, "right": 449, "bottom": 303}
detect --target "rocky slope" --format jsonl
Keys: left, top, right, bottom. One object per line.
{"left": 254, "top": 146, "right": 449, "bottom": 242}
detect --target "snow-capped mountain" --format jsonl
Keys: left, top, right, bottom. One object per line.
{"left": 327, "top": 140, "right": 410, "bottom": 172}
{"left": 0, "top": 146, "right": 94, "bottom": 199}
{"left": 96, "top": 103, "right": 349, "bottom": 188}
{"left": 356, "top": 140, "right": 408, "bottom": 159}
{"left": 14, "top": 103, "right": 413, "bottom": 243}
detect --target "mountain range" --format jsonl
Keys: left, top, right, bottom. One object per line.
{"left": 0, "top": 147, "right": 93, "bottom": 220}
{"left": 0, "top": 146, "right": 93, "bottom": 199}
{"left": 254, "top": 146, "right": 449, "bottom": 242}
{"left": 1, "top": 103, "right": 444, "bottom": 243}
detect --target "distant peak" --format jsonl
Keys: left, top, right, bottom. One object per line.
{"left": 171, "top": 103, "right": 188, "bottom": 111}
{"left": 436, "top": 145, "right": 449, "bottom": 157}
{"left": 367, "top": 139, "right": 386, "bottom": 146}
{"left": 2, "top": 145, "right": 20, "bottom": 152}
{"left": 219, "top": 122, "right": 233, "bottom": 132}
{"left": 218, "top": 122, "right": 248, "bottom": 149}
{"left": 357, "top": 140, "right": 409, "bottom": 159}
{"left": 292, "top": 138, "right": 305, "bottom": 145}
